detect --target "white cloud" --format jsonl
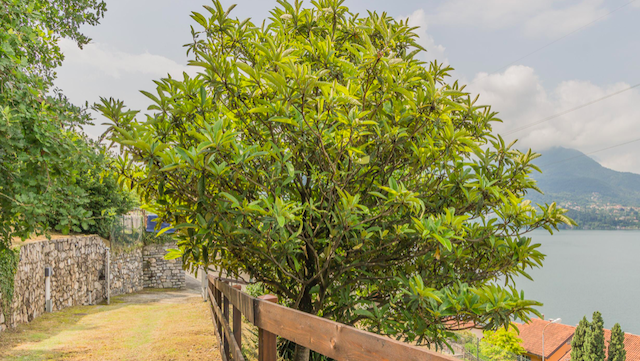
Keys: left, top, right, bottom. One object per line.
{"left": 56, "top": 39, "right": 198, "bottom": 140}
{"left": 523, "top": 0, "right": 608, "bottom": 38}
{"left": 467, "top": 66, "right": 640, "bottom": 173}
{"left": 430, "top": 0, "right": 552, "bottom": 30}
{"left": 428, "top": 0, "right": 610, "bottom": 38}
{"left": 59, "top": 38, "right": 195, "bottom": 79}
{"left": 398, "top": 9, "right": 448, "bottom": 64}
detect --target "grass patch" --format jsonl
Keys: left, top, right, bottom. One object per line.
{"left": 0, "top": 291, "right": 220, "bottom": 361}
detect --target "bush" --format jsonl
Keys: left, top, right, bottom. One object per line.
{"left": 0, "top": 0, "right": 106, "bottom": 251}
{"left": 141, "top": 230, "right": 175, "bottom": 246}
{"left": 0, "top": 248, "right": 19, "bottom": 322}
{"left": 480, "top": 328, "right": 526, "bottom": 361}
{"left": 41, "top": 137, "right": 138, "bottom": 239}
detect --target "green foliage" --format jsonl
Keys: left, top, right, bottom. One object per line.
{"left": 0, "top": 0, "right": 114, "bottom": 250}
{"left": 585, "top": 312, "right": 606, "bottom": 361}
{"left": 99, "top": 0, "right": 573, "bottom": 347}
{"left": 529, "top": 147, "right": 640, "bottom": 230}
{"left": 0, "top": 247, "right": 19, "bottom": 322}
{"left": 481, "top": 328, "right": 526, "bottom": 357}
{"left": 560, "top": 208, "right": 640, "bottom": 231}
{"left": 77, "top": 160, "right": 139, "bottom": 238}
{"left": 44, "top": 141, "right": 138, "bottom": 238}
{"left": 607, "top": 324, "right": 626, "bottom": 361}
{"left": 245, "top": 282, "right": 268, "bottom": 298}
{"left": 572, "top": 317, "right": 590, "bottom": 361}
{"left": 458, "top": 330, "right": 522, "bottom": 361}
{"left": 142, "top": 230, "right": 175, "bottom": 246}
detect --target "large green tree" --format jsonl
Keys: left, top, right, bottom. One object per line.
{"left": 0, "top": 0, "right": 134, "bottom": 249}
{"left": 98, "top": 0, "right": 572, "bottom": 357}
{"left": 607, "top": 323, "right": 626, "bottom": 361}
{"left": 572, "top": 317, "right": 590, "bottom": 361}
{"left": 586, "top": 312, "right": 606, "bottom": 361}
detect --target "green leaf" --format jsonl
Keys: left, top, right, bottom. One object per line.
{"left": 355, "top": 155, "right": 370, "bottom": 165}
{"left": 433, "top": 234, "right": 452, "bottom": 252}
{"left": 268, "top": 116, "right": 298, "bottom": 126}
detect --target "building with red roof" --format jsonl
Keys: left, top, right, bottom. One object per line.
{"left": 516, "top": 319, "right": 575, "bottom": 361}
{"left": 516, "top": 319, "right": 640, "bottom": 361}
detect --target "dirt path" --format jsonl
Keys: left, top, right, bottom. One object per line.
{"left": 0, "top": 275, "right": 221, "bottom": 361}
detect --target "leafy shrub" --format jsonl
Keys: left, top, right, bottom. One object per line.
{"left": 141, "top": 230, "right": 175, "bottom": 246}
{"left": 0, "top": 248, "right": 19, "bottom": 322}
{"left": 480, "top": 328, "right": 526, "bottom": 361}
{"left": 40, "top": 137, "right": 138, "bottom": 239}
{"left": 0, "top": 0, "right": 106, "bottom": 251}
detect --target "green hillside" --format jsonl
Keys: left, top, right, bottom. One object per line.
{"left": 526, "top": 147, "right": 640, "bottom": 206}
{"left": 525, "top": 147, "right": 640, "bottom": 229}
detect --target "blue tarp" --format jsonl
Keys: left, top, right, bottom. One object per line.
{"left": 146, "top": 214, "right": 175, "bottom": 234}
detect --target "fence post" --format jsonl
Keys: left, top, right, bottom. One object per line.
{"left": 258, "top": 294, "right": 278, "bottom": 361}
{"left": 214, "top": 284, "right": 222, "bottom": 347}
{"left": 223, "top": 282, "right": 230, "bottom": 360}
{"left": 232, "top": 285, "right": 242, "bottom": 349}
{"left": 202, "top": 267, "right": 208, "bottom": 302}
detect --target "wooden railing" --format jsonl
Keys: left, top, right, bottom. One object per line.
{"left": 207, "top": 275, "right": 461, "bottom": 361}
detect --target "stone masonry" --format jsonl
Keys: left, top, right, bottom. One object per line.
{"left": 0, "top": 235, "right": 149, "bottom": 332}
{"left": 110, "top": 247, "right": 143, "bottom": 295}
{"left": 142, "top": 242, "right": 185, "bottom": 289}
{"left": 1, "top": 235, "right": 108, "bottom": 330}
{"left": 0, "top": 236, "right": 184, "bottom": 332}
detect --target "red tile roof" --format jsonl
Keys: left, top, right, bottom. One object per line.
{"left": 515, "top": 319, "right": 575, "bottom": 358}
{"left": 559, "top": 328, "right": 640, "bottom": 361}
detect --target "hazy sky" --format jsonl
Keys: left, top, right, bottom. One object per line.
{"left": 56, "top": 0, "right": 640, "bottom": 173}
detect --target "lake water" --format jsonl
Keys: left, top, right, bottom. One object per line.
{"left": 514, "top": 230, "right": 640, "bottom": 334}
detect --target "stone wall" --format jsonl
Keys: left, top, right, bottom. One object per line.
{"left": 142, "top": 242, "right": 185, "bottom": 289}
{"left": 0, "top": 236, "right": 184, "bottom": 333}
{"left": 110, "top": 248, "right": 143, "bottom": 295}
{"left": 1, "top": 235, "right": 108, "bottom": 330}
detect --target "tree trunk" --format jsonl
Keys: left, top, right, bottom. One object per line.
{"left": 293, "top": 286, "right": 313, "bottom": 361}
{"left": 293, "top": 344, "right": 310, "bottom": 361}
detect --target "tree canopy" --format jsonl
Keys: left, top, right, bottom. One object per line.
{"left": 607, "top": 323, "right": 626, "bottom": 361}
{"left": 586, "top": 312, "right": 606, "bottom": 361}
{"left": 572, "top": 317, "right": 590, "bottom": 361}
{"left": 0, "top": 0, "right": 135, "bottom": 250}
{"left": 99, "top": 0, "right": 572, "bottom": 353}
{"left": 480, "top": 328, "right": 526, "bottom": 361}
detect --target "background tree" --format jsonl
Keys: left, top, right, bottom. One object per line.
{"left": 572, "top": 317, "right": 590, "bottom": 361}
{"left": 0, "top": 0, "right": 135, "bottom": 250}
{"left": 585, "top": 312, "right": 606, "bottom": 361}
{"left": 607, "top": 323, "right": 626, "bottom": 361}
{"left": 99, "top": 0, "right": 573, "bottom": 358}
{"left": 480, "top": 328, "right": 526, "bottom": 361}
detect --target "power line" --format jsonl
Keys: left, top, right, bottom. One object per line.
{"left": 494, "top": 0, "right": 638, "bottom": 73}
{"left": 505, "top": 82, "right": 640, "bottom": 135}
{"left": 540, "top": 138, "right": 640, "bottom": 169}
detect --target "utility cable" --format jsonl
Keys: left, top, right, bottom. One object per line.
{"left": 494, "top": 0, "right": 638, "bottom": 73}
{"left": 505, "top": 82, "right": 640, "bottom": 135}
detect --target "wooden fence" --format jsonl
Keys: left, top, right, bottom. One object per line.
{"left": 207, "top": 275, "right": 461, "bottom": 361}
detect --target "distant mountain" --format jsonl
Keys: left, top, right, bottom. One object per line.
{"left": 526, "top": 147, "right": 640, "bottom": 207}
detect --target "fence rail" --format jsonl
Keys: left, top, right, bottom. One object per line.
{"left": 207, "top": 275, "right": 461, "bottom": 361}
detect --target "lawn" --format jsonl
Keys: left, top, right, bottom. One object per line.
{"left": 0, "top": 289, "right": 220, "bottom": 361}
